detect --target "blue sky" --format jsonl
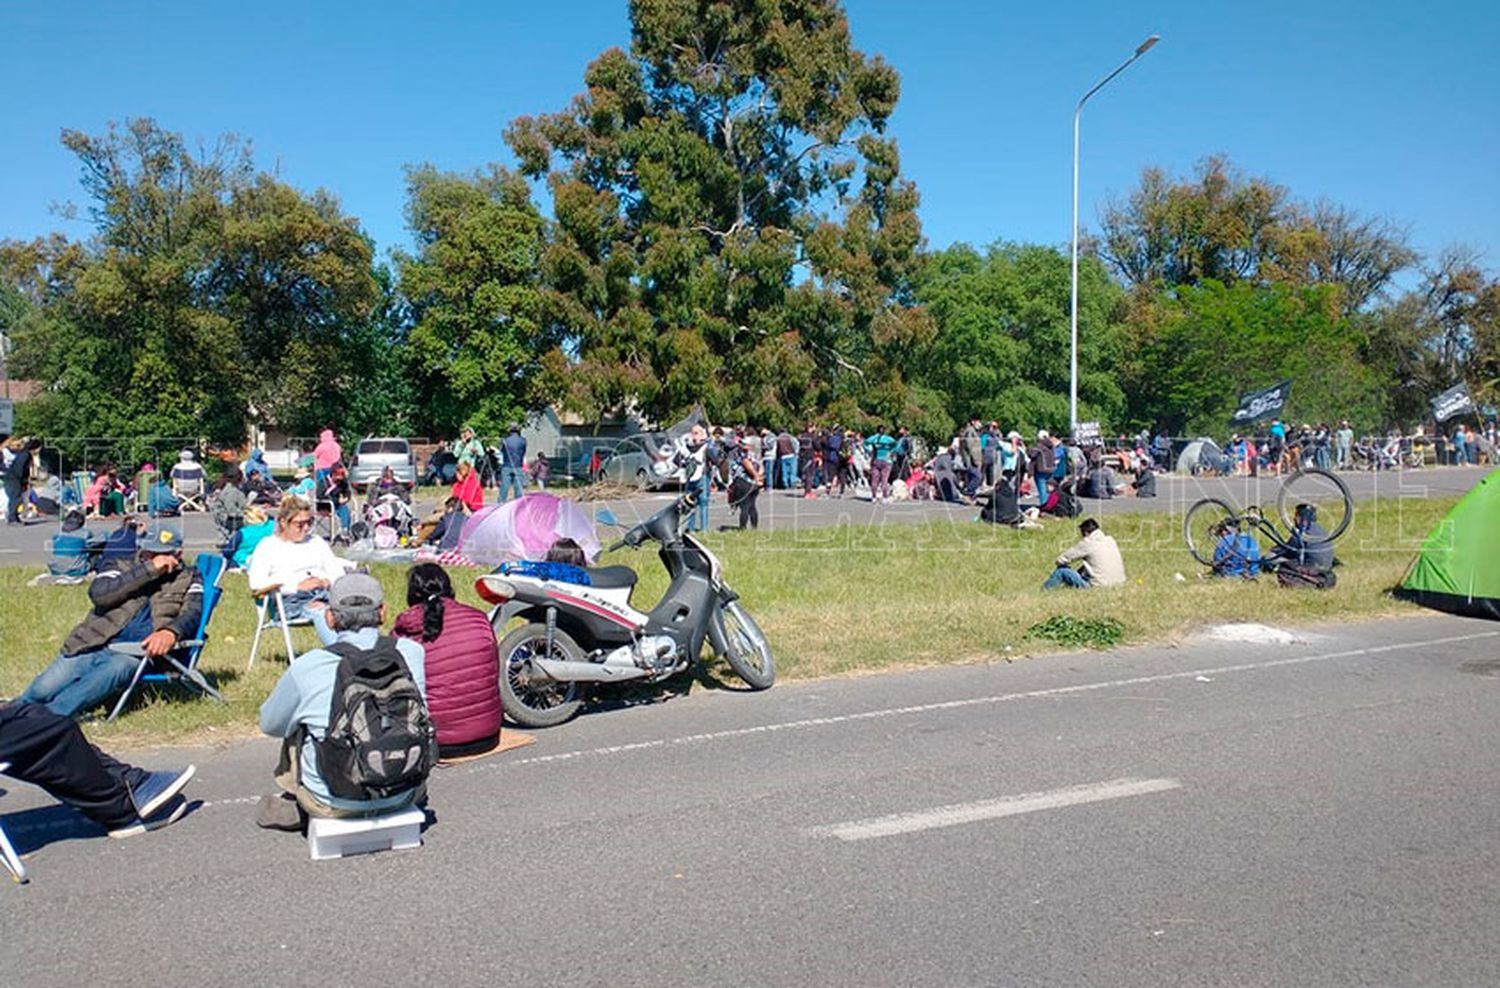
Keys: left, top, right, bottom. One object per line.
{"left": 2, "top": 1, "right": 1496, "bottom": 274}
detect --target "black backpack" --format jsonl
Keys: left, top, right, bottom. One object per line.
{"left": 312, "top": 636, "right": 437, "bottom": 801}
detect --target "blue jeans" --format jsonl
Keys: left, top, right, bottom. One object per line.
{"left": 763, "top": 457, "right": 775, "bottom": 488}
{"left": 1042, "top": 566, "right": 1090, "bottom": 590}
{"left": 1034, "top": 474, "right": 1048, "bottom": 504}
{"left": 779, "top": 455, "right": 797, "bottom": 488}
{"left": 688, "top": 476, "right": 711, "bottom": 532}
{"left": 279, "top": 589, "right": 337, "bottom": 646}
{"left": 19, "top": 647, "right": 142, "bottom": 717}
{"left": 499, "top": 466, "right": 525, "bottom": 502}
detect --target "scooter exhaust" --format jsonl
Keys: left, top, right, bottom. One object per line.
{"left": 531, "top": 657, "right": 652, "bottom": 683}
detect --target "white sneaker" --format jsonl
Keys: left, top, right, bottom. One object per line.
{"left": 108, "top": 795, "right": 189, "bottom": 839}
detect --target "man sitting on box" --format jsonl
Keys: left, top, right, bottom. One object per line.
{"left": 256, "top": 572, "right": 433, "bottom": 830}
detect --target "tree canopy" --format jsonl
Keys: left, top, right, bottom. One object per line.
{"left": 502, "top": 0, "right": 933, "bottom": 429}
{"left": 1, "top": 119, "right": 385, "bottom": 454}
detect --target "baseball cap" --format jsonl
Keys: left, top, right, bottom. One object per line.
{"left": 328, "top": 572, "right": 383, "bottom": 610}
{"left": 141, "top": 521, "right": 184, "bottom": 553}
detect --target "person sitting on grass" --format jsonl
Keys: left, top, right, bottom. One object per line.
{"left": 392, "top": 563, "right": 502, "bottom": 761}
{"left": 210, "top": 467, "right": 247, "bottom": 543}
{"left": 1210, "top": 520, "right": 1262, "bottom": 578}
{"left": 1042, "top": 518, "right": 1126, "bottom": 590}
{"left": 146, "top": 474, "right": 180, "bottom": 516}
{"left": 367, "top": 465, "right": 409, "bottom": 504}
{"left": 0, "top": 701, "right": 196, "bottom": 839}
{"left": 980, "top": 470, "right": 1043, "bottom": 529}
{"left": 247, "top": 494, "right": 349, "bottom": 645}
{"left": 417, "top": 496, "right": 468, "bottom": 552}
{"left": 18, "top": 521, "right": 203, "bottom": 717}
{"left": 42, "top": 507, "right": 98, "bottom": 584}
{"left": 1039, "top": 476, "right": 1081, "bottom": 518}
{"left": 1262, "top": 503, "right": 1334, "bottom": 572}
{"left": 318, "top": 463, "right": 354, "bottom": 534}
{"left": 1130, "top": 462, "right": 1157, "bottom": 498}
{"left": 451, "top": 459, "right": 484, "bottom": 514}
{"left": 286, "top": 467, "right": 315, "bottom": 499}
{"left": 256, "top": 573, "right": 429, "bottom": 829}
{"left": 227, "top": 504, "right": 274, "bottom": 571}
{"left": 85, "top": 465, "right": 126, "bottom": 517}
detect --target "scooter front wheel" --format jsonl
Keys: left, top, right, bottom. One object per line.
{"left": 497, "top": 623, "right": 586, "bottom": 728}
{"left": 715, "top": 601, "right": 775, "bottom": 690}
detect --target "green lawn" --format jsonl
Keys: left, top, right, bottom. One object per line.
{"left": 0, "top": 495, "right": 1451, "bottom": 747}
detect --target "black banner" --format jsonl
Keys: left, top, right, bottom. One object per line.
{"left": 1073, "top": 420, "right": 1102, "bottom": 446}
{"left": 1229, "top": 379, "right": 1291, "bottom": 426}
{"left": 1430, "top": 383, "right": 1475, "bottom": 423}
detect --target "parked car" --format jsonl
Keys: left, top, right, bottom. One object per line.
{"left": 349, "top": 437, "right": 417, "bottom": 489}
{"left": 597, "top": 434, "right": 685, "bottom": 490}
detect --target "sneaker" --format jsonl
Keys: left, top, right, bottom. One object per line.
{"left": 128, "top": 765, "right": 197, "bottom": 820}
{"left": 108, "top": 794, "right": 188, "bottom": 839}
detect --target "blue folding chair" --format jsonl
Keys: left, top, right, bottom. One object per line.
{"left": 107, "top": 554, "right": 228, "bottom": 721}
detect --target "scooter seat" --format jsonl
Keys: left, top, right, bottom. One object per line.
{"left": 586, "top": 565, "right": 638, "bottom": 589}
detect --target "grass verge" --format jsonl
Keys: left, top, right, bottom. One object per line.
{"left": 0, "top": 495, "right": 1452, "bottom": 746}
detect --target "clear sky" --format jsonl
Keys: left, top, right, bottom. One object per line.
{"left": 2, "top": 1, "right": 1496, "bottom": 272}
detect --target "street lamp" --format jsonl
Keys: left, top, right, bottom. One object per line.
{"left": 1070, "top": 34, "right": 1159, "bottom": 431}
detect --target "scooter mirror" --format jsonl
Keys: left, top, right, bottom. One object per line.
{"left": 595, "top": 508, "right": 619, "bottom": 527}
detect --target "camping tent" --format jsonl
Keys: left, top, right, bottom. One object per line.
{"left": 1396, "top": 470, "right": 1500, "bottom": 619}
{"left": 1175, "top": 437, "right": 1225, "bottom": 476}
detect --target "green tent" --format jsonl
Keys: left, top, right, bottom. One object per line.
{"left": 1396, "top": 470, "right": 1500, "bottom": 619}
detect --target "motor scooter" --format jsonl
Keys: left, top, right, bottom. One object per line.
{"left": 474, "top": 490, "right": 774, "bottom": 727}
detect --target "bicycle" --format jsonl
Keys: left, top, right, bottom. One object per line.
{"left": 1183, "top": 468, "right": 1354, "bottom": 569}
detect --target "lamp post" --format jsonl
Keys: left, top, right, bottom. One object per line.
{"left": 1070, "top": 34, "right": 1159, "bottom": 431}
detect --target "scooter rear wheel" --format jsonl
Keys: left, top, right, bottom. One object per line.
{"left": 497, "top": 623, "right": 586, "bottom": 728}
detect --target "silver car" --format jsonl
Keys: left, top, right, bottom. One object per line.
{"left": 598, "top": 434, "right": 685, "bottom": 490}
{"left": 349, "top": 437, "right": 417, "bottom": 490}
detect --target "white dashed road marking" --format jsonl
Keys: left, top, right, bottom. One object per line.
{"left": 807, "top": 777, "right": 1184, "bottom": 841}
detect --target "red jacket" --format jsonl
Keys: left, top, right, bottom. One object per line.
{"left": 451, "top": 470, "right": 484, "bottom": 513}
{"left": 393, "top": 600, "right": 501, "bottom": 747}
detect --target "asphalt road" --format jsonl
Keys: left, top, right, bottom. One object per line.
{"left": 0, "top": 466, "right": 1489, "bottom": 567}
{"left": 3, "top": 613, "right": 1499, "bottom": 987}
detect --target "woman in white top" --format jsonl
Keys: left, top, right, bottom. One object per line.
{"left": 247, "top": 494, "right": 349, "bottom": 644}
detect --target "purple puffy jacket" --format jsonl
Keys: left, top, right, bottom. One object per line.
{"left": 393, "top": 600, "right": 501, "bottom": 748}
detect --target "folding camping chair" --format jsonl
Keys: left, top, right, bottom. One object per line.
{"left": 133, "top": 470, "right": 157, "bottom": 513}
{"left": 0, "top": 762, "right": 28, "bottom": 883}
{"left": 246, "top": 586, "right": 316, "bottom": 671}
{"left": 106, "top": 553, "right": 229, "bottom": 722}
{"left": 172, "top": 473, "right": 207, "bottom": 512}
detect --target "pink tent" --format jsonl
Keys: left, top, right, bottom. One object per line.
{"left": 457, "top": 493, "right": 601, "bottom": 566}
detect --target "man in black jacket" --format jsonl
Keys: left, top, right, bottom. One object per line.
{"left": 19, "top": 521, "right": 202, "bottom": 717}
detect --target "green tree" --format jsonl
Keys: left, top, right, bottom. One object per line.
{"left": 504, "top": 0, "right": 931, "bottom": 428}
{"left": 1126, "top": 280, "right": 1388, "bottom": 434}
{"left": 0, "top": 119, "right": 380, "bottom": 455}
{"left": 1358, "top": 247, "right": 1500, "bottom": 421}
{"left": 914, "top": 243, "right": 1125, "bottom": 435}
{"left": 396, "top": 165, "right": 553, "bottom": 436}
{"left": 1100, "top": 156, "right": 1415, "bottom": 315}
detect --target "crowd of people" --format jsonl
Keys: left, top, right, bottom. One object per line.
{"left": 657, "top": 418, "right": 1158, "bottom": 535}
{"left": 1192, "top": 419, "right": 1496, "bottom": 476}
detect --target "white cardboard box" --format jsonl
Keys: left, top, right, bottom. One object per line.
{"left": 307, "top": 807, "right": 425, "bottom": 861}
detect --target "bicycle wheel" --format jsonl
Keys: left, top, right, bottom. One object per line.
{"left": 1277, "top": 468, "right": 1353, "bottom": 543}
{"left": 1184, "top": 497, "right": 1240, "bottom": 567}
